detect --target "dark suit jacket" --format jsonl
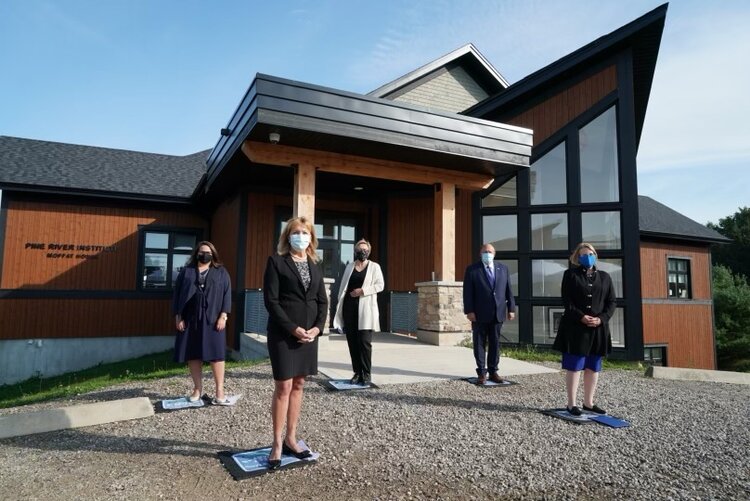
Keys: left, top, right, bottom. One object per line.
{"left": 263, "top": 254, "right": 328, "bottom": 337}
{"left": 172, "top": 265, "right": 232, "bottom": 323}
{"left": 463, "top": 261, "right": 516, "bottom": 323}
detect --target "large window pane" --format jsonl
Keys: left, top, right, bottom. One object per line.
{"left": 532, "top": 306, "right": 563, "bottom": 345}
{"left": 172, "top": 254, "right": 191, "bottom": 285}
{"left": 532, "top": 259, "right": 567, "bottom": 297}
{"left": 483, "top": 215, "right": 517, "bottom": 251}
{"left": 596, "top": 258, "right": 623, "bottom": 298}
{"left": 530, "top": 142, "right": 566, "bottom": 205}
{"left": 531, "top": 213, "right": 568, "bottom": 250}
{"left": 579, "top": 106, "right": 619, "bottom": 203}
{"left": 143, "top": 253, "right": 167, "bottom": 288}
{"left": 497, "top": 259, "right": 519, "bottom": 294}
{"left": 610, "top": 308, "right": 625, "bottom": 347}
{"left": 483, "top": 176, "right": 516, "bottom": 207}
{"left": 582, "top": 211, "right": 621, "bottom": 249}
{"left": 145, "top": 232, "right": 169, "bottom": 249}
{"left": 501, "top": 310, "right": 519, "bottom": 344}
{"left": 173, "top": 233, "right": 196, "bottom": 251}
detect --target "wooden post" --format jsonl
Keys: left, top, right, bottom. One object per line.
{"left": 434, "top": 182, "right": 455, "bottom": 281}
{"left": 293, "top": 163, "right": 316, "bottom": 223}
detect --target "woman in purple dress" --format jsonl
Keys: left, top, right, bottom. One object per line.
{"left": 172, "top": 241, "right": 232, "bottom": 405}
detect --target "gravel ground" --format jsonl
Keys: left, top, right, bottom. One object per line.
{"left": 1, "top": 362, "right": 748, "bottom": 501}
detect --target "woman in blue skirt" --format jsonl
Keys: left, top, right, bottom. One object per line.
{"left": 172, "top": 241, "right": 232, "bottom": 405}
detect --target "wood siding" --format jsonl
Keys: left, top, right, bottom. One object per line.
{"left": 1, "top": 200, "right": 206, "bottom": 290}
{"left": 505, "top": 65, "right": 617, "bottom": 146}
{"left": 642, "top": 303, "right": 715, "bottom": 369}
{"left": 640, "top": 241, "right": 711, "bottom": 299}
{"left": 210, "top": 195, "right": 240, "bottom": 290}
{"left": 245, "top": 193, "right": 289, "bottom": 289}
{"left": 0, "top": 298, "right": 174, "bottom": 340}
{"left": 641, "top": 241, "right": 715, "bottom": 369}
{"left": 387, "top": 196, "right": 434, "bottom": 291}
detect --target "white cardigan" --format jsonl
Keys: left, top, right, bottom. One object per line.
{"left": 333, "top": 261, "right": 385, "bottom": 332}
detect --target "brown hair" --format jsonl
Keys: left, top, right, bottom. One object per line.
{"left": 188, "top": 241, "right": 223, "bottom": 268}
{"left": 569, "top": 242, "right": 597, "bottom": 266}
{"left": 355, "top": 239, "right": 371, "bottom": 251}
{"left": 277, "top": 216, "right": 320, "bottom": 262}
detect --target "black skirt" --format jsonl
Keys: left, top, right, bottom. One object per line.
{"left": 267, "top": 328, "right": 318, "bottom": 380}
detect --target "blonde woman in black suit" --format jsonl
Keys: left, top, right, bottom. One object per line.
{"left": 263, "top": 216, "right": 328, "bottom": 469}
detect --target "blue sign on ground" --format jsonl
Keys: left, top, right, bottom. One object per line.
{"left": 160, "top": 397, "right": 206, "bottom": 411}
{"left": 218, "top": 440, "right": 319, "bottom": 479}
{"left": 464, "top": 377, "right": 517, "bottom": 387}
{"left": 322, "top": 379, "right": 378, "bottom": 391}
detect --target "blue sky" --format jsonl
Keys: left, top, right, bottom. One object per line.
{"left": 1, "top": 0, "right": 747, "bottom": 225}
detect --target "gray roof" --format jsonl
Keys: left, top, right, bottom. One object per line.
{"left": 639, "top": 195, "right": 730, "bottom": 244}
{"left": 0, "top": 136, "right": 208, "bottom": 200}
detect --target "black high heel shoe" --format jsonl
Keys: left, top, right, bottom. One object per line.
{"left": 267, "top": 458, "right": 282, "bottom": 470}
{"left": 282, "top": 441, "right": 312, "bottom": 459}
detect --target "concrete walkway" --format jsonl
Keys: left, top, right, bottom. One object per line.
{"left": 318, "top": 332, "right": 557, "bottom": 385}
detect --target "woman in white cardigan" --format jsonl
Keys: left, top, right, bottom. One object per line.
{"left": 333, "top": 239, "right": 385, "bottom": 385}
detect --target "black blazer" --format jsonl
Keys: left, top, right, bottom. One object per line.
{"left": 263, "top": 254, "right": 328, "bottom": 337}
{"left": 463, "top": 261, "right": 516, "bottom": 323}
{"left": 553, "top": 266, "right": 616, "bottom": 356}
{"left": 172, "top": 265, "right": 232, "bottom": 323}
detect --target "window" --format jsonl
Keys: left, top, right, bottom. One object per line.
{"left": 532, "top": 259, "right": 567, "bottom": 297}
{"left": 668, "top": 258, "right": 691, "bottom": 299}
{"left": 579, "top": 106, "right": 619, "bottom": 203}
{"left": 596, "top": 258, "right": 624, "bottom": 298}
{"left": 530, "top": 142, "right": 566, "bottom": 205}
{"left": 582, "top": 211, "right": 621, "bottom": 249}
{"left": 644, "top": 346, "right": 667, "bottom": 366}
{"left": 482, "top": 214, "right": 517, "bottom": 251}
{"left": 140, "top": 229, "right": 199, "bottom": 290}
{"left": 532, "top": 306, "right": 563, "bottom": 345}
{"left": 531, "top": 213, "right": 568, "bottom": 250}
{"left": 483, "top": 176, "right": 517, "bottom": 207}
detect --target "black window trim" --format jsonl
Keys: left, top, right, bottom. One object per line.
{"left": 666, "top": 255, "right": 692, "bottom": 300}
{"left": 137, "top": 225, "right": 204, "bottom": 292}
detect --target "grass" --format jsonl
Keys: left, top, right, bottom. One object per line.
{"left": 459, "top": 336, "right": 645, "bottom": 371}
{"left": 0, "top": 351, "right": 267, "bottom": 410}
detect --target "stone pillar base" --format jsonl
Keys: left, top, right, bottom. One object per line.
{"left": 416, "top": 330, "right": 468, "bottom": 346}
{"left": 415, "top": 281, "right": 471, "bottom": 347}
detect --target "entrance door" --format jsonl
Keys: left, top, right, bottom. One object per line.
{"left": 314, "top": 214, "right": 359, "bottom": 326}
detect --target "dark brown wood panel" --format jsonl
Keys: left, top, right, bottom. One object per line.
{"left": 0, "top": 298, "right": 175, "bottom": 340}
{"left": 642, "top": 303, "right": 715, "bottom": 369}
{"left": 245, "top": 193, "right": 290, "bottom": 289}
{"left": 387, "top": 196, "right": 433, "bottom": 291}
{"left": 1, "top": 201, "right": 206, "bottom": 290}
{"left": 455, "top": 189, "right": 473, "bottom": 281}
{"left": 210, "top": 195, "right": 240, "bottom": 290}
{"left": 505, "top": 65, "right": 617, "bottom": 146}
{"left": 640, "top": 242, "right": 711, "bottom": 299}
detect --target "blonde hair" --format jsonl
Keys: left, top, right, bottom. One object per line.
{"left": 569, "top": 242, "right": 597, "bottom": 266}
{"left": 277, "top": 216, "right": 320, "bottom": 262}
{"left": 355, "top": 239, "right": 371, "bottom": 251}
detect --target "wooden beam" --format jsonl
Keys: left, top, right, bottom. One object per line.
{"left": 241, "top": 140, "right": 493, "bottom": 191}
{"left": 293, "top": 163, "right": 316, "bottom": 223}
{"left": 434, "top": 182, "right": 456, "bottom": 282}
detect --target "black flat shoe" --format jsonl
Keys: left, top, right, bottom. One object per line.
{"left": 282, "top": 442, "right": 312, "bottom": 459}
{"left": 360, "top": 374, "right": 371, "bottom": 385}
{"left": 350, "top": 374, "right": 362, "bottom": 385}
{"left": 567, "top": 406, "right": 582, "bottom": 416}
{"left": 583, "top": 404, "right": 606, "bottom": 415}
{"left": 267, "top": 458, "right": 281, "bottom": 470}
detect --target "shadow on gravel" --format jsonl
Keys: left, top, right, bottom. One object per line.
{"left": 72, "top": 388, "right": 191, "bottom": 403}
{"left": 7, "top": 429, "right": 226, "bottom": 458}
{"left": 335, "top": 389, "right": 536, "bottom": 414}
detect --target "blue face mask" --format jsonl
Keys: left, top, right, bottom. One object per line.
{"left": 289, "top": 233, "right": 311, "bottom": 251}
{"left": 579, "top": 254, "right": 596, "bottom": 268}
{"left": 481, "top": 252, "right": 494, "bottom": 265}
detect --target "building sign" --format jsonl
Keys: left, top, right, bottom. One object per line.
{"left": 24, "top": 242, "right": 118, "bottom": 259}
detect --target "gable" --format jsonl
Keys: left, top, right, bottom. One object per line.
{"left": 386, "top": 65, "right": 491, "bottom": 113}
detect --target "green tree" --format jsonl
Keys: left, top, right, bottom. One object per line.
{"left": 713, "top": 265, "right": 750, "bottom": 372}
{"left": 708, "top": 207, "right": 750, "bottom": 279}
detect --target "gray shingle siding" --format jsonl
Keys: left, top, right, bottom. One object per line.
{"left": 0, "top": 136, "right": 208, "bottom": 199}
{"left": 392, "top": 66, "right": 489, "bottom": 113}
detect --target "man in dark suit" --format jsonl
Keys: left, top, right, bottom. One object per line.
{"left": 463, "top": 243, "right": 516, "bottom": 384}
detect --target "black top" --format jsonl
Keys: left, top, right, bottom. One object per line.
{"left": 346, "top": 264, "right": 368, "bottom": 293}
{"left": 553, "top": 266, "right": 616, "bottom": 356}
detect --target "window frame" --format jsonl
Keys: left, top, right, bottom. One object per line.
{"left": 666, "top": 256, "right": 692, "bottom": 300}
{"left": 137, "top": 226, "right": 203, "bottom": 292}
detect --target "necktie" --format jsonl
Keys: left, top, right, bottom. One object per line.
{"left": 485, "top": 266, "right": 494, "bottom": 284}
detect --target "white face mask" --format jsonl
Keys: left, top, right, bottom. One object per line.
{"left": 481, "top": 252, "right": 494, "bottom": 265}
{"left": 289, "top": 233, "right": 311, "bottom": 251}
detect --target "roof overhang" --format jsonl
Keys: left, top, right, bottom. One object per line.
{"left": 204, "top": 74, "right": 531, "bottom": 194}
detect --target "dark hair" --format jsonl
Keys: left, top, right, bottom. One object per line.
{"left": 187, "top": 241, "right": 223, "bottom": 268}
